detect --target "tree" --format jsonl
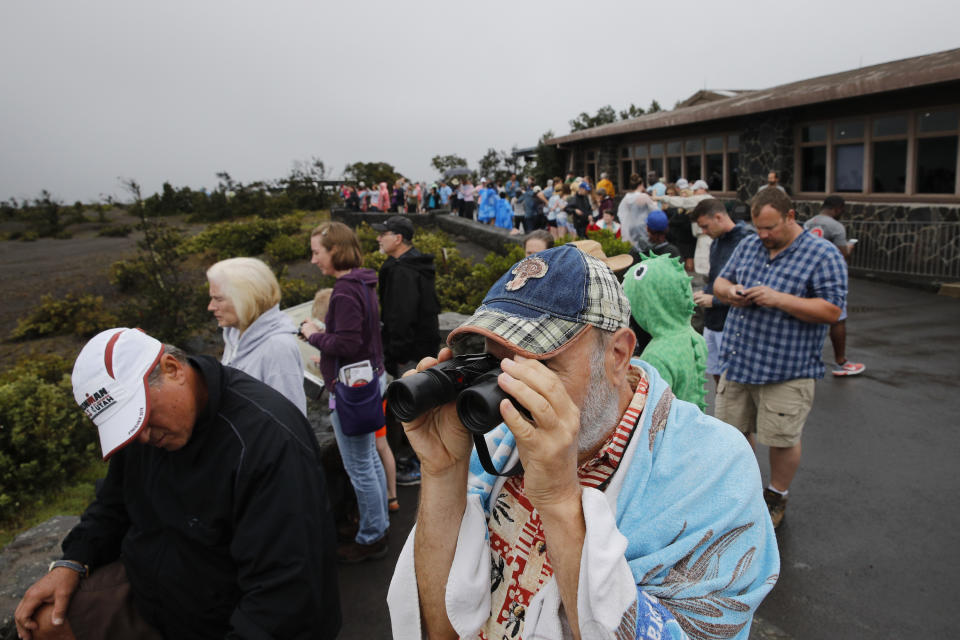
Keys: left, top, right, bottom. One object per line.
{"left": 477, "top": 148, "right": 504, "bottom": 183}
{"left": 281, "top": 157, "right": 329, "bottom": 210}
{"left": 570, "top": 100, "right": 665, "bottom": 132}
{"left": 33, "top": 190, "right": 63, "bottom": 237}
{"left": 532, "top": 131, "right": 564, "bottom": 186}
{"left": 112, "top": 177, "right": 205, "bottom": 343}
{"left": 342, "top": 162, "right": 403, "bottom": 187}
{"left": 618, "top": 103, "right": 646, "bottom": 120}
{"left": 504, "top": 146, "right": 523, "bottom": 177}
{"left": 430, "top": 154, "right": 468, "bottom": 178}
{"left": 569, "top": 105, "right": 618, "bottom": 132}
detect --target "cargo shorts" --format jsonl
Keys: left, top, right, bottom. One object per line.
{"left": 714, "top": 372, "right": 815, "bottom": 447}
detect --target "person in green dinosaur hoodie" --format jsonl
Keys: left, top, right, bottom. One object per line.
{"left": 623, "top": 252, "right": 708, "bottom": 410}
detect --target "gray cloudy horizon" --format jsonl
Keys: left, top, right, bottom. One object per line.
{"left": 2, "top": 0, "right": 958, "bottom": 203}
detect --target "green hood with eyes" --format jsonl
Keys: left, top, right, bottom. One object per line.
{"left": 623, "top": 253, "right": 707, "bottom": 410}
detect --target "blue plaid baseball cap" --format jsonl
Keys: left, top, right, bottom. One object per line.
{"left": 447, "top": 244, "right": 631, "bottom": 359}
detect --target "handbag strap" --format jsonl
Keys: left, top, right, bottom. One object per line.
{"left": 333, "top": 282, "right": 379, "bottom": 382}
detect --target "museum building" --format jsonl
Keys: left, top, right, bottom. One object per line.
{"left": 547, "top": 47, "right": 960, "bottom": 218}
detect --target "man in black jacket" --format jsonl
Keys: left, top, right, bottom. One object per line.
{"left": 373, "top": 216, "right": 440, "bottom": 378}
{"left": 15, "top": 328, "right": 340, "bottom": 640}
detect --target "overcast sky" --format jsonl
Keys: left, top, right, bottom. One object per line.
{"left": 2, "top": 0, "right": 959, "bottom": 203}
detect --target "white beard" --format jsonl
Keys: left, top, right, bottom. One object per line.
{"left": 577, "top": 348, "right": 622, "bottom": 453}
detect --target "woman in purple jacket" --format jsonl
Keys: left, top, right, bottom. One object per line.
{"left": 300, "top": 221, "right": 389, "bottom": 563}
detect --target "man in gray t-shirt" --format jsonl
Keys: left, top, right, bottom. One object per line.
{"left": 804, "top": 196, "right": 865, "bottom": 376}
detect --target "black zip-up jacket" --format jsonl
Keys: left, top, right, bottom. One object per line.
{"left": 378, "top": 247, "right": 440, "bottom": 373}
{"left": 61, "top": 356, "right": 341, "bottom": 639}
{"left": 703, "top": 221, "right": 754, "bottom": 331}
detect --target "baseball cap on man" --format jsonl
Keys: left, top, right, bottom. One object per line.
{"left": 72, "top": 328, "right": 164, "bottom": 459}
{"left": 675, "top": 178, "right": 690, "bottom": 190}
{"left": 447, "top": 244, "right": 631, "bottom": 359}
{"left": 691, "top": 179, "right": 709, "bottom": 191}
{"left": 647, "top": 210, "right": 669, "bottom": 231}
{"left": 371, "top": 215, "right": 414, "bottom": 240}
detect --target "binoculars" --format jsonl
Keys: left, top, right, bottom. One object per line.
{"left": 385, "top": 353, "right": 526, "bottom": 435}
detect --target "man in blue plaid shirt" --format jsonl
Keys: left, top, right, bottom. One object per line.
{"left": 713, "top": 187, "right": 847, "bottom": 528}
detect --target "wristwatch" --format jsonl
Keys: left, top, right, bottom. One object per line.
{"left": 48, "top": 559, "right": 89, "bottom": 578}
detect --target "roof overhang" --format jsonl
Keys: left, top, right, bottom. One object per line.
{"left": 548, "top": 47, "right": 960, "bottom": 145}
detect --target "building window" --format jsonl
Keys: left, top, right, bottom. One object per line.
{"left": 872, "top": 115, "right": 907, "bottom": 193}
{"left": 801, "top": 147, "right": 827, "bottom": 191}
{"left": 685, "top": 139, "right": 702, "bottom": 181}
{"left": 797, "top": 108, "right": 959, "bottom": 196}
{"left": 834, "top": 120, "right": 865, "bottom": 192}
{"left": 667, "top": 157, "right": 682, "bottom": 182}
{"left": 916, "top": 110, "right": 958, "bottom": 194}
{"left": 619, "top": 135, "right": 739, "bottom": 192}
{"left": 917, "top": 137, "right": 958, "bottom": 193}
{"left": 621, "top": 160, "right": 633, "bottom": 186}
{"left": 705, "top": 136, "right": 724, "bottom": 190}
{"left": 799, "top": 123, "right": 828, "bottom": 192}
{"left": 650, "top": 157, "right": 664, "bottom": 181}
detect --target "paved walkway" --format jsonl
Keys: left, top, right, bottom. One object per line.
{"left": 336, "top": 277, "right": 960, "bottom": 639}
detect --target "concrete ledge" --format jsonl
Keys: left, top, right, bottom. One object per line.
{"left": 938, "top": 282, "right": 960, "bottom": 298}
{"left": 331, "top": 209, "right": 522, "bottom": 255}
{"left": 434, "top": 215, "right": 522, "bottom": 254}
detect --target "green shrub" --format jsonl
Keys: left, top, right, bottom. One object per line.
{"left": 98, "top": 224, "right": 133, "bottom": 237}
{"left": 10, "top": 294, "right": 118, "bottom": 340}
{"left": 20, "top": 231, "right": 38, "bottom": 242}
{"left": 0, "top": 356, "right": 100, "bottom": 522}
{"left": 183, "top": 216, "right": 302, "bottom": 259}
{"left": 280, "top": 277, "right": 322, "bottom": 307}
{"left": 362, "top": 249, "right": 388, "bottom": 272}
{"left": 584, "top": 229, "right": 633, "bottom": 258}
{"left": 354, "top": 222, "right": 381, "bottom": 255}
{"left": 108, "top": 259, "right": 146, "bottom": 293}
{"left": 264, "top": 232, "right": 309, "bottom": 263}
{"left": 108, "top": 218, "right": 207, "bottom": 344}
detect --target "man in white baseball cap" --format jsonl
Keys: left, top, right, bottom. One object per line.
{"left": 15, "top": 328, "right": 341, "bottom": 640}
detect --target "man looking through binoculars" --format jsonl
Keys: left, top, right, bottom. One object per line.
{"left": 387, "top": 245, "right": 780, "bottom": 640}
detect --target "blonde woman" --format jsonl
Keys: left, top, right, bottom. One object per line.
{"left": 207, "top": 257, "right": 307, "bottom": 415}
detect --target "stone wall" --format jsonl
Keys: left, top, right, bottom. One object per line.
{"left": 737, "top": 112, "right": 795, "bottom": 201}
{"left": 0, "top": 516, "right": 79, "bottom": 639}
{"left": 714, "top": 198, "right": 960, "bottom": 284}
{"left": 791, "top": 200, "right": 960, "bottom": 223}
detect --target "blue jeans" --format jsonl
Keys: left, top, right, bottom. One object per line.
{"left": 330, "top": 374, "right": 388, "bottom": 544}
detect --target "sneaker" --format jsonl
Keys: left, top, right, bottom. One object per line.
{"left": 832, "top": 361, "right": 865, "bottom": 376}
{"left": 763, "top": 489, "right": 788, "bottom": 529}
{"left": 396, "top": 459, "right": 421, "bottom": 486}
{"left": 337, "top": 534, "right": 388, "bottom": 564}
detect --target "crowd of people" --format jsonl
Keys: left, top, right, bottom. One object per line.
{"left": 15, "top": 165, "right": 868, "bottom": 639}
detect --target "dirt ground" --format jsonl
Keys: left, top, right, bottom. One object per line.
{"left": 0, "top": 212, "right": 491, "bottom": 370}
{"left": 0, "top": 211, "right": 199, "bottom": 368}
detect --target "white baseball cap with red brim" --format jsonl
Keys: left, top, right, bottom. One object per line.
{"left": 72, "top": 328, "right": 164, "bottom": 459}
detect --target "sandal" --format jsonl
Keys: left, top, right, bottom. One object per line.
{"left": 388, "top": 497, "right": 400, "bottom": 513}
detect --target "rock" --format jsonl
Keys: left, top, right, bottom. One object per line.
{"left": 0, "top": 515, "right": 79, "bottom": 639}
